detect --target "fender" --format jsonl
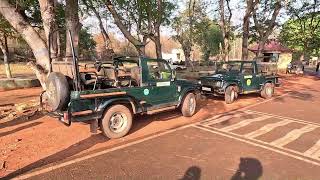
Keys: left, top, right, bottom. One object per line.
{"left": 222, "top": 81, "right": 240, "bottom": 93}
{"left": 177, "top": 86, "right": 200, "bottom": 107}
{"left": 97, "top": 96, "right": 139, "bottom": 114}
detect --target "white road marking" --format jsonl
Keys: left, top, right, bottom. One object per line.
{"left": 270, "top": 124, "right": 317, "bottom": 147}
{"left": 200, "top": 111, "right": 251, "bottom": 125}
{"left": 221, "top": 115, "right": 270, "bottom": 132}
{"left": 244, "top": 120, "right": 293, "bottom": 139}
{"left": 245, "top": 110, "right": 320, "bottom": 127}
{"left": 194, "top": 125, "right": 320, "bottom": 166}
{"left": 304, "top": 140, "right": 320, "bottom": 159}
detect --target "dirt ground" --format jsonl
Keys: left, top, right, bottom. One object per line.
{"left": 0, "top": 74, "right": 318, "bottom": 178}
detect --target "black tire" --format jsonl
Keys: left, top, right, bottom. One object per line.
{"left": 261, "top": 83, "right": 274, "bottom": 99}
{"left": 100, "top": 105, "right": 133, "bottom": 139}
{"left": 225, "top": 86, "right": 237, "bottom": 104}
{"left": 181, "top": 93, "right": 197, "bottom": 117}
{"left": 45, "top": 72, "right": 70, "bottom": 111}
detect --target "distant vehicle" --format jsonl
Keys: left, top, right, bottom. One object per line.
{"left": 199, "top": 61, "right": 280, "bottom": 104}
{"left": 287, "top": 60, "right": 304, "bottom": 75}
{"left": 166, "top": 58, "right": 187, "bottom": 70}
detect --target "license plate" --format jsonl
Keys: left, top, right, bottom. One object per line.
{"left": 202, "top": 87, "right": 212, "bottom": 91}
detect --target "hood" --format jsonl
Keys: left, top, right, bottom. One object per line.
{"left": 201, "top": 72, "right": 237, "bottom": 81}
{"left": 176, "top": 79, "right": 200, "bottom": 88}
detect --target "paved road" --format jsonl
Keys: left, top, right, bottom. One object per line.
{"left": 12, "top": 86, "right": 320, "bottom": 179}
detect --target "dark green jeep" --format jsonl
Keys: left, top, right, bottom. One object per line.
{"left": 199, "top": 61, "right": 280, "bottom": 104}
{"left": 41, "top": 54, "right": 200, "bottom": 139}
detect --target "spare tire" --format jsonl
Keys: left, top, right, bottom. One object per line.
{"left": 45, "top": 72, "right": 70, "bottom": 111}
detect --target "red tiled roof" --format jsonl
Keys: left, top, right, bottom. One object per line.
{"left": 249, "top": 40, "right": 292, "bottom": 53}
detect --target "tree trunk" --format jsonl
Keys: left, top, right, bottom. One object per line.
{"left": 0, "top": 38, "right": 12, "bottom": 78}
{"left": 242, "top": 0, "right": 259, "bottom": 60}
{"left": 65, "top": 0, "right": 81, "bottom": 59}
{"left": 219, "top": 0, "right": 226, "bottom": 61}
{"left": 257, "top": 38, "right": 267, "bottom": 57}
{"left": 0, "top": 0, "right": 49, "bottom": 89}
{"left": 39, "top": 0, "right": 59, "bottom": 58}
{"left": 253, "top": 0, "right": 281, "bottom": 59}
{"left": 242, "top": 13, "right": 250, "bottom": 60}
{"left": 154, "top": 36, "right": 162, "bottom": 59}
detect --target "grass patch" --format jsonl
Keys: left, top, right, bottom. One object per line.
{"left": 0, "top": 63, "right": 34, "bottom": 77}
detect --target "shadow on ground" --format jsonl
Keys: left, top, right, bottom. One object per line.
{"left": 231, "top": 157, "right": 263, "bottom": 180}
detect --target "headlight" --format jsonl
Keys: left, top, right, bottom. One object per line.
{"left": 198, "top": 80, "right": 202, "bottom": 84}
{"left": 215, "top": 81, "right": 222, "bottom": 87}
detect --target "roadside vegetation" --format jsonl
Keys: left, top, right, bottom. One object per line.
{"left": 0, "top": 0, "right": 319, "bottom": 85}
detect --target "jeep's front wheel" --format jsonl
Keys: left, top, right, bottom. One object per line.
{"left": 181, "top": 93, "right": 197, "bottom": 117}
{"left": 100, "top": 105, "right": 133, "bottom": 139}
{"left": 225, "top": 86, "right": 237, "bottom": 104}
{"left": 261, "top": 83, "right": 274, "bottom": 99}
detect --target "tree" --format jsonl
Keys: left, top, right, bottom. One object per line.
{"left": 172, "top": 0, "right": 206, "bottom": 67}
{"left": 194, "top": 19, "right": 223, "bottom": 61}
{"left": 82, "top": 0, "right": 114, "bottom": 57}
{"left": 280, "top": 0, "right": 320, "bottom": 60}
{"left": 105, "top": 0, "right": 174, "bottom": 57}
{"left": 79, "top": 27, "right": 97, "bottom": 58}
{"left": 242, "top": 0, "right": 259, "bottom": 60}
{"left": 0, "top": 0, "right": 50, "bottom": 88}
{"left": 252, "top": 0, "right": 282, "bottom": 57}
{"left": 144, "top": 0, "right": 175, "bottom": 59}
{"left": 39, "top": 0, "right": 60, "bottom": 57}
{"left": 218, "top": 0, "right": 232, "bottom": 61}
{"left": 0, "top": 15, "right": 14, "bottom": 78}
{"left": 65, "top": 0, "right": 81, "bottom": 58}
{"left": 105, "top": 0, "right": 147, "bottom": 55}
{"left": 280, "top": 15, "right": 320, "bottom": 58}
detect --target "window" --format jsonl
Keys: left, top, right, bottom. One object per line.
{"left": 242, "top": 63, "right": 255, "bottom": 74}
{"left": 147, "top": 60, "right": 172, "bottom": 81}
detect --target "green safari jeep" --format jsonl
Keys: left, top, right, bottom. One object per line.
{"left": 41, "top": 55, "right": 201, "bottom": 139}
{"left": 199, "top": 61, "right": 280, "bottom": 104}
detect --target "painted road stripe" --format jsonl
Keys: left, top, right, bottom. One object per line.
{"left": 304, "top": 139, "right": 320, "bottom": 158}
{"left": 244, "top": 120, "right": 293, "bottom": 139}
{"left": 221, "top": 115, "right": 270, "bottom": 132}
{"left": 245, "top": 110, "right": 320, "bottom": 127}
{"left": 270, "top": 124, "right": 318, "bottom": 147}
{"left": 194, "top": 125, "right": 320, "bottom": 166}
{"left": 200, "top": 112, "right": 249, "bottom": 125}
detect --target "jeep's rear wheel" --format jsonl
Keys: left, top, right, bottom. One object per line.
{"left": 225, "top": 86, "right": 237, "bottom": 104}
{"left": 261, "top": 83, "right": 274, "bottom": 99}
{"left": 100, "top": 105, "right": 132, "bottom": 139}
{"left": 181, "top": 93, "right": 197, "bottom": 117}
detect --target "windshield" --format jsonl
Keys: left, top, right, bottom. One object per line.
{"left": 216, "top": 62, "right": 241, "bottom": 73}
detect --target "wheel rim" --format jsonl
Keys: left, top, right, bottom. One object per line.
{"left": 109, "top": 112, "right": 128, "bottom": 133}
{"left": 266, "top": 86, "right": 273, "bottom": 96}
{"left": 189, "top": 97, "right": 196, "bottom": 113}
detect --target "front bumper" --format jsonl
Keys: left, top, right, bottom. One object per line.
{"left": 200, "top": 85, "right": 224, "bottom": 96}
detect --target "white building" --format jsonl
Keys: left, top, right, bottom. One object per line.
{"left": 162, "top": 49, "right": 185, "bottom": 63}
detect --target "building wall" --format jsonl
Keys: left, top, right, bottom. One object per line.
{"left": 278, "top": 53, "right": 292, "bottom": 70}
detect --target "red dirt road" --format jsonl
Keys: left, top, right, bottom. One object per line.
{"left": 0, "top": 75, "right": 317, "bottom": 178}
